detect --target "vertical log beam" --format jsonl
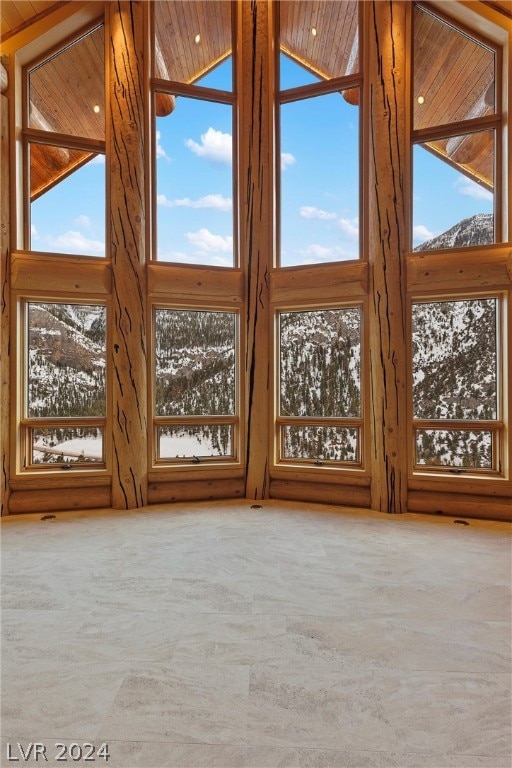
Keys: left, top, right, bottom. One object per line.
{"left": 239, "top": 1, "right": 273, "bottom": 500}
{"left": 367, "top": 1, "right": 408, "bottom": 513}
{"left": 108, "top": 1, "right": 148, "bottom": 509}
{"left": 1, "top": 61, "right": 10, "bottom": 515}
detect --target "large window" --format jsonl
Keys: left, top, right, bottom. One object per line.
{"left": 21, "top": 301, "right": 106, "bottom": 470}
{"left": 277, "top": 307, "right": 362, "bottom": 466}
{"left": 153, "top": 308, "right": 238, "bottom": 464}
{"left": 278, "top": 0, "right": 361, "bottom": 267}
{"left": 412, "top": 4, "right": 499, "bottom": 251}
{"left": 411, "top": 297, "right": 502, "bottom": 474}
{"left": 25, "top": 24, "right": 106, "bottom": 256}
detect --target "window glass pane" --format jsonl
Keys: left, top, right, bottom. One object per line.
{"left": 413, "top": 5, "right": 495, "bottom": 131}
{"left": 413, "top": 136, "right": 494, "bottom": 251}
{"left": 158, "top": 425, "right": 233, "bottom": 459}
{"left": 280, "top": 308, "right": 361, "bottom": 418}
{"left": 32, "top": 427, "right": 104, "bottom": 465}
{"left": 154, "top": 309, "right": 236, "bottom": 417}
{"left": 416, "top": 429, "right": 493, "bottom": 469}
{"left": 283, "top": 425, "right": 359, "bottom": 463}
{"left": 29, "top": 25, "right": 105, "bottom": 140}
{"left": 30, "top": 146, "right": 105, "bottom": 256}
{"left": 280, "top": 91, "right": 359, "bottom": 266}
{"left": 156, "top": 97, "right": 233, "bottom": 266}
{"left": 412, "top": 299, "right": 497, "bottom": 420}
{"left": 27, "top": 303, "right": 106, "bottom": 418}
{"left": 154, "top": 0, "right": 232, "bottom": 89}
{"left": 280, "top": 0, "right": 358, "bottom": 88}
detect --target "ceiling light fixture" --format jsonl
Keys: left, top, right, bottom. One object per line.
{"left": 93, "top": 105, "right": 100, "bottom": 113}
{"left": 417, "top": 95, "right": 425, "bottom": 105}
{"left": 311, "top": 27, "right": 317, "bottom": 37}
{"left": 195, "top": 33, "right": 201, "bottom": 44}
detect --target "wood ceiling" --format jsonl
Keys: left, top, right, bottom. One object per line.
{"left": 1, "top": 0, "right": 507, "bottom": 202}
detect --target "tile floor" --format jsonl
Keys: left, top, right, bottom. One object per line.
{"left": 1, "top": 499, "right": 511, "bottom": 768}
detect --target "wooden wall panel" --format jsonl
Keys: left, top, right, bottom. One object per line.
{"left": 148, "top": 478, "right": 245, "bottom": 504}
{"left": 367, "top": 0, "right": 408, "bottom": 514}
{"left": 270, "top": 479, "right": 371, "bottom": 508}
{"left": 108, "top": 1, "right": 148, "bottom": 509}
{"left": 238, "top": 0, "right": 273, "bottom": 500}
{"left": 8, "top": 485, "right": 111, "bottom": 514}
{"left": 1, "top": 87, "right": 10, "bottom": 516}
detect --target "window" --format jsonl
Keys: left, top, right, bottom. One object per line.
{"left": 278, "top": 0, "right": 361, "bottom": 267}
{"left": 22, "top": 301, "right": 107, "bottom": 470}
{"left": 153, "top": 1, "right": 234, "bottom": 267}
{"left": 277, "top": 307, "right": 362, "bottom": 466}
{"left": 412, "top": 4, "right": 500, "bottom": 251}
{"left": 25, "top": 25, "right": 106, "bottom": 256}
{"left": 411, "top": 297, "right": 502, "bottom": 473}
{"left": 153, "top": 308, "right": 238, "bottom": 464}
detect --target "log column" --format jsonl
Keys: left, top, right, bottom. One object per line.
{"left": 367, "top": 1, "right": 408, "bottom": 513}
{"left": 1, "top": 59, "right": 10, "bottom": 515}
{"left": 238, "top": 0, "right": 274, "bottom": 499}
{"left": 108, "top": 1, "right": 148, "bottom": 509}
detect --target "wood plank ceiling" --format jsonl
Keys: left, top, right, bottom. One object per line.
{"left": 1, "top": 0, "right": 506, "bottom": 202}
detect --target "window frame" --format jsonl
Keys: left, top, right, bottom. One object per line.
{"left": 150, "top": 302, "right": 242, "bottom": 471}
{"left": 408, "top": 290, "right": 507, "bottom": 479}
{"left": 21, "top": 20, "right": 107, "bottom": 256}
{"left": 15, "top": 295, "right": 110, "bottom": 475}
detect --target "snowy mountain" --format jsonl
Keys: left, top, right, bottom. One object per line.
{"left": 415, "top": 213, "right": 493, "bottom": 251}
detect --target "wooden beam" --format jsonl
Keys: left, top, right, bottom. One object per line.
{"left": 108, "top": 1, "right": 148, "bottom": 509}
{"left": 0, "top": 90, "right": 9, "bottom": 515}
{"left": 238, "top": 0, "right": 274, "bottom": 500}
{"left": 367, "top": 0, "right": 408, "bottom": 513}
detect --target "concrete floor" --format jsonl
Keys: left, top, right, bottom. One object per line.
{"left": 1, "top": 499, "right": 511, "bottom": 767}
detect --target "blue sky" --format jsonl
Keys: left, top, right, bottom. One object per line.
{"left": 31, "top": 54, "right": 493, "bottom": 263}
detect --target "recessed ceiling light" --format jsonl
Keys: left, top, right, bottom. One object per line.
{"left": 311, "top": 27, "right": 317, "bottom": 37}
{"left": 93, "top": 105, "right": 100, "bottom": 113}
{"left": 195, "top": 33, "right": 201, "bottom": 44}
{"left": 417, "top": 95, "right": 425, "bottom": 105}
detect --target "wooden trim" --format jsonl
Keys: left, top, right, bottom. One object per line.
{"left": 11, "top": 250, "right": 111, "bottom": 294}
{"left": 407, "top": 246, "right": 512, "bottom": 292}
{"left": 147, "top": 262, "right": 243, "bottom": 303}
{"left": 238, "top": 0, "right": 274, "bottom": 500}
{"left": 1, "top": 90, "right": 10, "bottom": 514}
{"left": 367, "top": 0, "right": 408, "bottom": 514}
{"left": 270, "top": 262, "right": 368, "bottom": 304}
{"left": 108, "top": 1, "right": 148, "bottom": 510}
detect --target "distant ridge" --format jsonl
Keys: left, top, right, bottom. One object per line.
{"left": 415, "top": 213, "right": 493, "bottom": 251}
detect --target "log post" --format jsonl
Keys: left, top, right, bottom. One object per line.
{"left": 367, "top": 0, "right": 408, "bottom": 513}
{"left": 1, "top": 59, "right": 10, "bottom": 515}
{"left": 108, "top": 1, "right": 148, "bottom": 509}
{"left": 238, "top": 0, "right": 274, "bottom": 500}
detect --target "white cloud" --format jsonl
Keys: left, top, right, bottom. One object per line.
{"left": 337, "top": 217, "right": 359, "bottom": 238}
{"left": 74, "top": 215, "right": 91, "bottom": 228}
{"left": 48, "top": 230, "right": 104, "bottom": 256}
{"left": 186, "top": 127, "right": 232, "bottom": 165}
{"left": 299, "top": 243, "right": 356, "bottom": 264}
{"left": 413, "top": 224, "right": 436, "bottom": 243}
{"left": 455, "top": 176, "right": 493, "bottom": 202}
{"left": 90, "top": 154, "right": 105, "bottom": 165}
{"left": 31, "top": 224, "right": 39, "bottom": 240}
{"left": 281, "top": 152, "right": 296, "bottom": 170}
{"left": 156, "top": 130, "right": 169, "bottom": 160}
{"left": 300, "top": 206, "right": 337, "bottom": 221}
{"left": 157, "top": 193, "right": 232, "bottom": 212}
{"left": 186, "top": 228, "right": 233, "bottom": 253}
